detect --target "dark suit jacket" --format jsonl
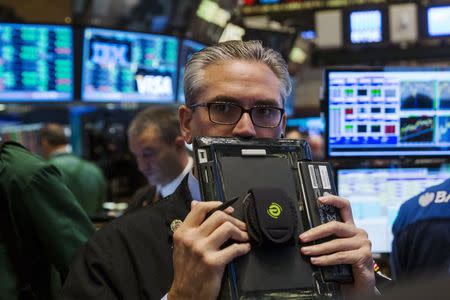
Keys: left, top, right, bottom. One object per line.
{"left": 60, "top": 176, "right": 192, "bottom": 300}
{"left": 125, "top": 184, "right": 159, "bottom": 214}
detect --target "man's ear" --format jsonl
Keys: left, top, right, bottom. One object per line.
{"left": 178, "top": 105, "right": 193, "bottom": 144}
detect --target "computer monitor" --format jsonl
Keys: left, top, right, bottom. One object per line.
{"left": 177, "top": 39, "right": 205, "bottom": 103}
{"left": 81, "top": 27, "right": 178, "bottom": 102}
{"left": 0, "top": 23, "right": 73, "bottom": 102}
{"left": 349, "top": 10, "right": 384, "bottom": 44}
{"left": 325, "top": 68, "right": 450, "bottom": 158}
{"left": 427, "top": 5, "right": 450, "bottom": 37}
{"left": 337, "top": 166, "right": 450, "bottom": 253}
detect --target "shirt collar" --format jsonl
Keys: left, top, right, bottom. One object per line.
{"left": 49, "top": 146, "right": 71, "bottom": 158}
{"left": 158, "top": 156, "right": 194, "bottom": 198}
{"left": 188, "top": 171, "right": 201, "bottom": 201}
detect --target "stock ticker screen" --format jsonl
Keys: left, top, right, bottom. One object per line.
{"left": 81, "top": 28, "right": 178, "bottom": 102}
{"left": 349, "top": 10, "right": 383, "bottom": 44}
{"left": 326, "top": 69, "right": 450, "bottom": 157}
{"left": 337, "top": 167, "right": 450, "bottom": 253}
{"left": 0, "top": 23, "right": 73, "bottom": 102}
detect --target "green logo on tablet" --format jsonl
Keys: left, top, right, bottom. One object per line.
{"left": 267, "top": 203, "right": 282, "bottom": 219}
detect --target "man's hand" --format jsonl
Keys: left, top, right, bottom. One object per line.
{"left": 168, "top": 201, "right": 251, "bottom": 300}
{"left": 299, "top": 195, "right": 375, "bottom": 298}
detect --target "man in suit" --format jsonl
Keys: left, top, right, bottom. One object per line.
{"left": 126, "top": 105, "right": 193, "bottom": 213}
{"left": 60, "top": 40, "right": 375, "bottom": 299}
{"left": 40, "top": 123, "right": 107, "bottom": 216}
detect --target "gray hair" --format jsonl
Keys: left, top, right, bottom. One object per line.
{"left": 183, "top": 40, "right": 291, "bottom": 106}
{"left": 127, "top": 105, "right": 180, "bottom": 145}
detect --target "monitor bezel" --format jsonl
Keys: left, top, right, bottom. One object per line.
{"left": 324, "top": 66, "right": 450, "bottom": 159}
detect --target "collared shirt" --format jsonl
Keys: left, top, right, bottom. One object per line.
{"left": 49, "top": 146, "right": 71, "bottom": 157}
{"left": 188, "top": 171, "right": 201, "bottom": 201}
{"left": 158, "top": 156, "right": 194, "bottom": 198}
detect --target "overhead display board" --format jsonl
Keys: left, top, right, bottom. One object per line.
{"left": 241, "top": 0, "right": 387, "bottom": 15}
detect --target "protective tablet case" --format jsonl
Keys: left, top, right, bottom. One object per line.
{"left": 193, "top": 137, "right": 349, "bottom": 300}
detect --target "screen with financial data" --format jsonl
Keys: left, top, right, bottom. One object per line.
{"left": 325, "top": 68, "right": 450, "bottom": 157}
{"left": 177, "top": 39, "right": 205, "bottom": 103}
{"left": 349, "top": 10, "right": 383, "bottom": 44}
{"left": 81, "top": 27, "right": 178, "bottom": 102}
{"left": 337, "top": 166, "right": 450, "bottom": 253}
{"left": 0, "top": 23, "right": 73, "bottom": 102}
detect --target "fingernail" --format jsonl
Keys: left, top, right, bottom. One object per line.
{"left": 310, "top": 257, "right": 318, "bottom": 264}
{"left": 299, "top": 233, "right": 309, "bottom": 241}
{"left": 301, "top": 246, "right": 311, "bottom": 254}
{"left": 225, "top": 206, "right": 234, "bottom": 213}
{"left": 191, "top": 200, "right": 198, "bottom": 207}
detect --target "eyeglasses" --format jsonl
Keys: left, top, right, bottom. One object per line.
{"left": 189, "top": 102, "right": 284, "bottom": 128}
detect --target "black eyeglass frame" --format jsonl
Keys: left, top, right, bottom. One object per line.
{"left": 189, "top": 102, "right": 285, "bottom": 128}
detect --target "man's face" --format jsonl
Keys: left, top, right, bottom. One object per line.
{"left": 40, "top": 138, "right": 52, "bottom": 159}
{"left": 179, "top": 60, "right": 286, "bottom": 142}
{"left": 129, "top": 125, "right": 180, "bottom": 186}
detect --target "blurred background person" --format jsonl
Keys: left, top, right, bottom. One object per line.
{"left": 126, "top": 105, "right": 193, "bottom": 213}
{"left": 0, "top": 141, "right": 94, "bottom": 300}
{"left": 285, "top": 127, "right": 304, "bottom": 140}
{"left": 39, "top": 123, "right": 107, "bottom": 216}
{"left": 307, "top": 134, "right": 325, "bottom": 160}
{"left": 285, "top": 128, "right": 325, "bottom": 160}
{"left": 391, "top": 177, "right": 450, "bottom": 281}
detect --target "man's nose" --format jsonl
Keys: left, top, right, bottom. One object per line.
{"left": 232, "top": 112, "right": 256, "bottom": 139}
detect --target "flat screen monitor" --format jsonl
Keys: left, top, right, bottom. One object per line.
{"left": 337, "top": 166, "right": 450, "bottom": 253}
{"left": 0, "top": 23, "right": 73, "bottom": 102}
{"left": 427, "top": 6, "right": 450, "bottom": 37}
{"left": 349, "top": 10, "right": 383, "bottom": 44}
{"left": 81, "top": 27, "right": 178, "bottom": 102}
{"left": 177, "top": 39, "right": 205, "bottom": 103}
{"left": 325, "top": 68, "right": 450, "bottom": 157}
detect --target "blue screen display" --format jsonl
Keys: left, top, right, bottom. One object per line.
{"left": 350, "top": 10, "right": 383, "bottom": 44}
{"left": 82, "top": 28, "right": 178, "bottom": 102}
{"left": 0, "top": 23, "right": 73, "bottom": 102}
{"left": 287, "top": 117, "right": 324, "bottom": 136}
{"left": 427, "top": 6, "right": 450, "bottom": 37}
{"left": 337, "top": 166, "right": 450, "bottom": 253}
{"left": 177, "top": 39, "right": 205, "bottom": 103}
{"left": 326, "top": 69, "right": 450, "bottom": 157}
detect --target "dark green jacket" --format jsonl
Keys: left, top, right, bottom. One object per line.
{"left": 0, "top": 143, "right": 95, "bottom": 300}
{"left": 49, "top": 152, "right": 107, "bottom": 215}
